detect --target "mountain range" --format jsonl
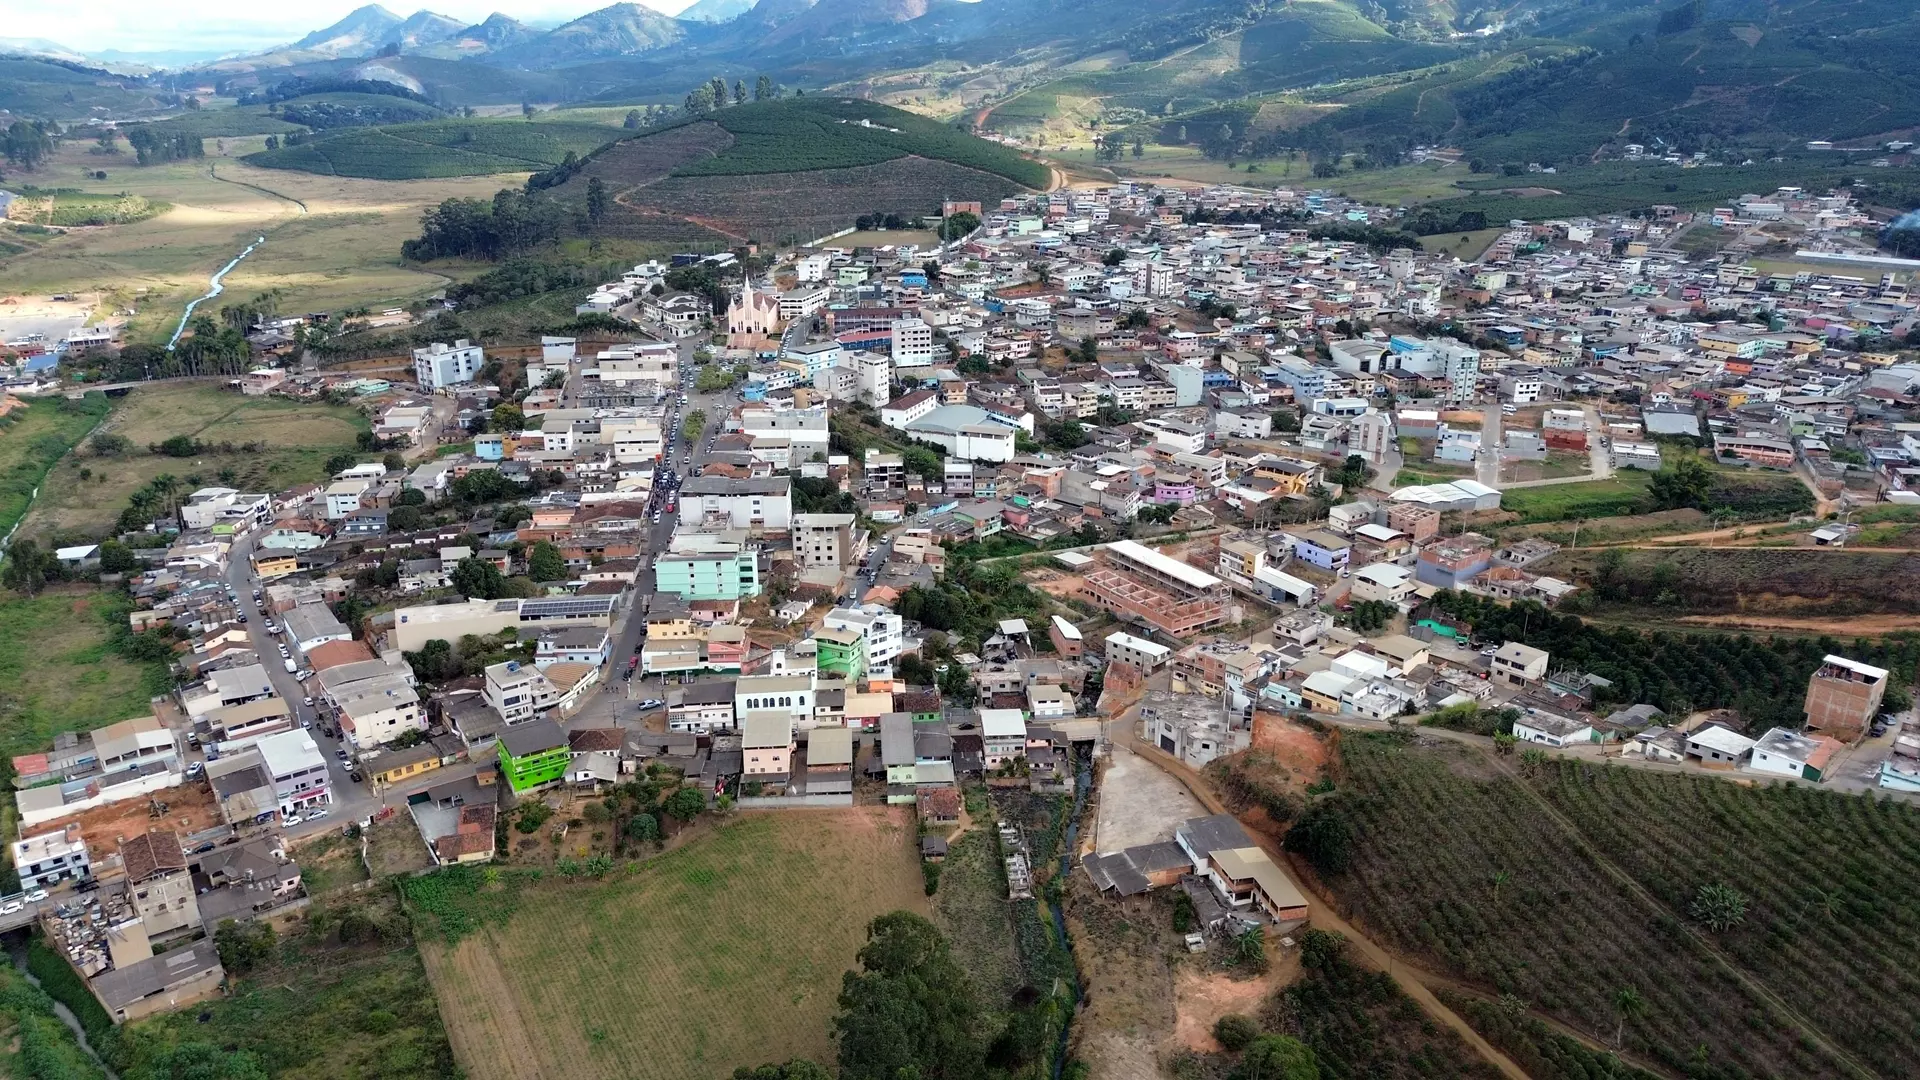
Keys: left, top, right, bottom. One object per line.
{"left": 7, "top": 0, "right": 1920, "bottom": 170}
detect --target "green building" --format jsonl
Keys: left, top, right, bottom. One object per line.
{"left": 653, "top": 546, "right": 761, "bottom": 600}
{"left": 813, "top": 626, "right": 867, "bottom": 680}
{"left": 497, "top": 720, "right": 570, "bottom": 793}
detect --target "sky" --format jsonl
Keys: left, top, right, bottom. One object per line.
{"left": 7, "top": 0, "right": 697, "bottom": 57}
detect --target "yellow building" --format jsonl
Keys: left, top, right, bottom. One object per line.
{"left": 251, "top": 552, "right": 299, "bottom": 579}
{"left": 370, "top": 744, "right": 443, "bottom": 788}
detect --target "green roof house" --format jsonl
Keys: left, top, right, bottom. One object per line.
{"left": 497, "top": 720, "right": 570, "bottom": 794}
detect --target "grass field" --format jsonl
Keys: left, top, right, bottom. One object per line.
{"left": 1322, "top": 733, "right": 1920, "bottom": 1079}
{"left": 0, "top": 394, "right": 110, "bottom": 536}
{"left": 1492, "top": 472, "right": 1653, "bottom": 522}
{"left": 0, "top": 140, "right": 510, "bottom": 344}
{"left": 415, "top": 808, "right": 926, "bottom": 1080}
{"left": 112, "top": 893, "right": 458, "bottom": 1080}
{"left": 1419, "top": 226, "right": 1506, "bottom": 261}
{"left": 0, "top": 587, "right": 170, "bottom": 759}
{"left": 22, "top": 383, "right": 367, "bottom": 539}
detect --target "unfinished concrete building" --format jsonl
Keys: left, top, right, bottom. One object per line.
{"left": 1805, "top": 654, "right": 1889, "bottom": 743}
{"left": 1078, "top": 539, "right": 1234, "bottom": 638}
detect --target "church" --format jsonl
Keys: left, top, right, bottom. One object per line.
{"left": 726, "top": 278, "right": 782, "bottom": 348}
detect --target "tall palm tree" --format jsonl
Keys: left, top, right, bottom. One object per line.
{"left": 1614, "top": 986, "right": 1646, "bottom": 1049}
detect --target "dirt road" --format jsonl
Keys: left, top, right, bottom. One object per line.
{"left": 1105, "top": 721, "right": 1533, "bottom": 1080}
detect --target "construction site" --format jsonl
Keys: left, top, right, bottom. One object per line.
{"left": 1076, "top": 539, "right": 1238, "bottom": 639}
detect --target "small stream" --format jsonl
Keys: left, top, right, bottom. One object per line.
{"left": 11, "top": 946, "right": 120, "bottom": 1080}
{"left": 0, "top": 482, "right": 37, "bottom": 558}
{"left": 167, "top": 235, "right": 264, "bottom": 350}
{"left": 1046, "top": 753, "right": 1094, "bottom": 1080}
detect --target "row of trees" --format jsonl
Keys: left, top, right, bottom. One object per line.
{"left": 685, "top": 74, "right": 781, "bottom": 114}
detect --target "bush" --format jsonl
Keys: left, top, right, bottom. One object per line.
{"left": 1215, "top": 1013, "right": 1261, "bottom": 1051}
{"left": 26, "top": 937, "right": 114, "bottom": 1045}
{"left": 1285, "top": 801, "right": 1356, "bottom": 875}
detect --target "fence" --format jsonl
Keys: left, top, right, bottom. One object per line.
{"left": 735, "top": 793, "right": 854, "bottom": 809}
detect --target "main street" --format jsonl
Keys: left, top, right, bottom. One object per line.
{"left": 222, "top": 530, "right": 384, "bottom": 832}
{"left": 566, "top": 326, "right": 738, "bottom": 729}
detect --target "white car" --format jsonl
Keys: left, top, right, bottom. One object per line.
{"left": 0, "top": 900, "right": 22, "bottom": 915}
{"left": 23, "top": 889, "right": 47, "bottom": 903}
{"left": 282, "top": 814, "right": 303, "bottom": 827}
{"left": 303, "top": 696, "right": 314, "bottom": 708}
{"left": 305, "top": 808, "right": 330, "bottom": 820}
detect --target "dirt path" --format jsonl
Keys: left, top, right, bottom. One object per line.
{"left": 422, "top": 935, "right": 556, "bottom": 1080}
{"left": 1106, "top": 723, "right": 1534, "bottom": 1080}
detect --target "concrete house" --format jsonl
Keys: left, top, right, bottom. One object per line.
{"left": 1512, "top": 711, "right": 1597, "bottom": 748}
{"left": 980, "top": 708, "right": 1028, "bottom": 768}
{"left": 1748, "top": 727, "right": 1843, "bottom": 783}
{"left": 1491, "top": 642, "right": 1549, "bottom": 686}
{"left": 1686, "top": 723, "right": 1756, "bottom": 766}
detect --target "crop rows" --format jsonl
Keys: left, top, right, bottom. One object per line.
{"left": 1529, "top": 760, "right": 1920, "bottom": 1079}
{"left": 246, "top": 121, "right": 619, "bottom": 179}
{"left": 679, "top": 98, "right": 1049, "bottom": 188}
{"left": 1331, "top": 734, "right": 1852, "bottom": 1080}
{"left": 634, "top": 156, "right": 1027, "bottom": 246}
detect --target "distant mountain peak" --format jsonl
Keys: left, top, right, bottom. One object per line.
{"left": 677, "top": 0, "right": 759, "bottom": 24}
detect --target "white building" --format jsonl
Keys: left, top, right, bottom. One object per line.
{"left": 881, "top": 389, "right": 940, "bottom": 430}
{"left": 1106, "top": 631, "right": 1171, "bottom": 672}
{"left": 10, "top": 827, "right": 91, "bottom": 890}
{"left": 735, "top": 674, "right": 816, "bottom": 724}
{"left": 255, "top": 729, "right": 331, "bottom": 816}
{"left": 413, "top": 339, "right": 485, "bottom": 390}
{"left": 823, "top": 604, "right": 905, "bottom": 672}
{"left": 678, "top": 475, "right": 793, "bottom": 532}
{"left": 486, "top": 660, "right": 561, "bottom": 725}
{"left": 904, "top": 404, "right": 1016, "bottom": 463}
{"left": 892, "top": 317, "right": 936, "bottom": 368}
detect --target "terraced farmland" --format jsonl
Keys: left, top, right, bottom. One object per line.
{"left": 417, "top": 809, "right": 926, "bottom": 1080}
{"left": 1321, "top": 733, "right": 1920, "bottom": 1080}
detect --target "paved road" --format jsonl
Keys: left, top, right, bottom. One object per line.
{"left": 568, "top": 334, "right": 736, "bottom": 727}
{"left": 1476, "top": 402, "right": 1502, "bottom": 488}
{"left": 223, "top": 533, "right": 388, "bottom": 834}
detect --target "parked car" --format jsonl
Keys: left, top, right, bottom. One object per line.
{"left": 637, "top": 698, "right": 664, "bottom": 710}
{"left": 296, "top": 669, "right": 315, "bottom": 681}
{"left": 349, "top": 771, "right": 363, "bottom": 783}
{"left": 303, "top": 696, "right": 314, "bottom": 708}
{"left": 282, "top": 814, "right": 303, "bottom": 827}
{"left": 186, "top": 761, "right": 205, "bottom": 778}
{"left": 305, "top": 808, "right": 330, "bottom": 820}
{"left": 0, "top": 900, "right": 24, "bottom": 915}
{"left": 237, "top": 613, "right": 247, "bottom": 623}
{"left": 335, "top": 748, "right": 350, "bottom": 762}
{"left": 191, "top": 842, "right": 216, "bottom": 855}
{"left": 23, "top": 890, "right": 47, "bottom": 903}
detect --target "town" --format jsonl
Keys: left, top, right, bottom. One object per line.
{"left": 3, "top": 172, "right": 1920, "bottom": 1080}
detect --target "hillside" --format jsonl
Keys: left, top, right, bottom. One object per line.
{"left": 0, "top": 56, "right": 158, "bottom": 119}
{"left": 554, "top": 97, "right": 1043, "bottom": 244}
{"left": 244, "top": 119, "right": 623, "bottom": 178}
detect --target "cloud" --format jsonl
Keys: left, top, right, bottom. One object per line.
{"left": 11, "top": 0, "right": 696, "bottom": 55}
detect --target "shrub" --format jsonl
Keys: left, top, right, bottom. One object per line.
{"left": 1215, "top": 1013, "right": 1261, "bottom": 1051}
